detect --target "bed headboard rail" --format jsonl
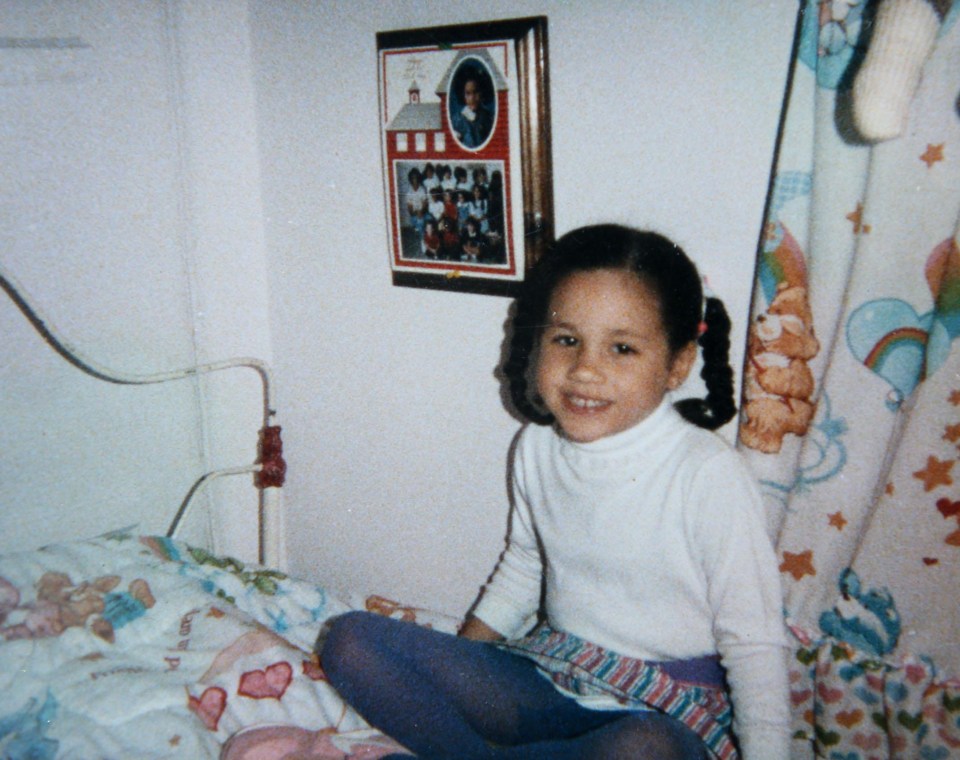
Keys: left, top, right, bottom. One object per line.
{"left": 1, "top": 263, "right": 286, "bottom": 569}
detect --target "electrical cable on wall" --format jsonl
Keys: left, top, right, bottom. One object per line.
{"left": 0, "top": 262, "right": 285, "bottom": 568}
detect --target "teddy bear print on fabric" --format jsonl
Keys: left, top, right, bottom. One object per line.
{"left": 740, "top": 283, "right": 821, "bottom": 453}
{"left": 798, "top": 0, "right": 871, "bottom": 89}
{"left": 0, "top": 571, "right": 155, "bottom": 643}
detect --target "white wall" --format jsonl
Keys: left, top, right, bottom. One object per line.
{"left": 0, "top": 1, "right": 796, "bottom": 619}
{"left": 1, "top": 1, "right": 201, "bottom": 548}
{"left": 0, "top": 1, "right": 270, "bottom": 558}
{"left": 249, "top": 1, "right": 797, "bottom": 616}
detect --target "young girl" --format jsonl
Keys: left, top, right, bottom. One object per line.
{"left": 422, "top": 219, "right": 440, "bottom": 259}
{"left": 427, "top": 185, "right": 445, "bottom": 227}
{"left": 468, "top": 184, "right": 489, "bottom": 233}
{"left": 321, "top": 224, "right": 789, "bottom": 759}
{"left": 456, "top": 190, "right": 472, "bottom": 228}
{"left": 460, "top": 217, "right": 485, "bottom": 263}
{"left": 441, "top": 188, "right": 459, "bottom": 232}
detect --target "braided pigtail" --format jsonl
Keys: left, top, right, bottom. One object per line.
{"left": 674, "top": 296, "right": 737, "bottom": 430}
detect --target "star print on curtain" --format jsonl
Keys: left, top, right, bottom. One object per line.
{"left": 736, "top": 1, "right": 960, "bottom": 757}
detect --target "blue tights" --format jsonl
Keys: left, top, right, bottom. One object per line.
{"left": 319, "top": 611, "right": 708, "bottom": 759}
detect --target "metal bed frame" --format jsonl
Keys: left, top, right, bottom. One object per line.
{"left": 0, "top": 263, "right": 285, "bottom": 569}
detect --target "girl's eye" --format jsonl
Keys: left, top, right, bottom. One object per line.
{"left": 613, "top": 343, "right": 636, "bottom": 355}
{"left": 552, "top": 334, "right": 577, "bottom": 347}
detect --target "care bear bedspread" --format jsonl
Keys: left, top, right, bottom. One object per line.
{"left": 0, "top": 529, "right": 455, "bottom": 759}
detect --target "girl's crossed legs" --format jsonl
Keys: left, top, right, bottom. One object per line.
{"left": 319, "top": 611, "right": 708, "bottom": 759}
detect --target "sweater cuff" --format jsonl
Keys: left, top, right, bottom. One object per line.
{"left": 853, "top": 0, "right": 941, "bottom": 141}
{"left": 470, "top": 591, "right": 537, "bottom": 639}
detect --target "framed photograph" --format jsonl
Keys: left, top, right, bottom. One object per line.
{"left": 377, "top": 16, "right": 553, "bottom": 297}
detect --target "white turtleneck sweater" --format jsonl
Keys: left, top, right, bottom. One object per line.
{"left": 472, "top": 400, "right": 790, "bottom": 759}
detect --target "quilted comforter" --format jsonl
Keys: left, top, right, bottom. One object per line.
{"left": 0, "top": 529, "right": 456, "bottom": 759}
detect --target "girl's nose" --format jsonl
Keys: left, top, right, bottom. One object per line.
{"left": 569, "top": 349, "right": 603, "bottom": 382}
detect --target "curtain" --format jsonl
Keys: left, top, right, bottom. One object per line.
{"left": 737, "top": 1, "right": 960, "bottom": 757}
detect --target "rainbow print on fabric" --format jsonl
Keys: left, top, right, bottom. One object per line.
{"left": 759, "top": 225, "right": 809, "bottom": 304}
{"left": 862, "top": 326, "right": 930, "bottom": 378}
{"left": 758, "top": 170, "right": 813, "bottom": 304}
{"left": 847, "top": 238, "right": 959, "bottom": 409}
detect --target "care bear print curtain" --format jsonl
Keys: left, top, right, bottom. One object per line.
{"left": 736, "top": 0, "right": 960, "bottom": 756}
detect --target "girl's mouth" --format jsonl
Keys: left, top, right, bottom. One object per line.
{"left": 563, "top": 393, "right": 611, "bottom": 413}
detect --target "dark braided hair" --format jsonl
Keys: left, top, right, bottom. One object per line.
{"left": 503, "top": 224, "right": 736, "bottom": 431}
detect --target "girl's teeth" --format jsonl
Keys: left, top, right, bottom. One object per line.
{"left": 572, "top": 397, "right": 604, "bottom": 408}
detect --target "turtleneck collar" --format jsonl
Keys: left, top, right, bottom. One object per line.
{"left": 555, "top": 397, "right": 681, "bottom": 471}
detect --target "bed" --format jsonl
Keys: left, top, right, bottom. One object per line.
{"left": 0, "top": 265, "right": 454, "bottom": 759}
{"left": 0, "top": 530, "right": 457, "bottom": 759}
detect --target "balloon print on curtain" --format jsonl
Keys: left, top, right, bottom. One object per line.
{"left": 846, "top": 238, "right": 960, "bottom": 410}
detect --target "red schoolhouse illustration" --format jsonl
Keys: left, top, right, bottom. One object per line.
{"left": 381, "top": 45, "right": 516, "bottom": 277}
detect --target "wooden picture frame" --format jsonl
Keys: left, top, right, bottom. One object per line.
{"left": 377, "top": 16, "right": 553, "bottom": 297}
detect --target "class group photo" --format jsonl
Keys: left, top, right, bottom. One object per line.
{"left": 396, "top": 159, "right": 507, "bottom": 267}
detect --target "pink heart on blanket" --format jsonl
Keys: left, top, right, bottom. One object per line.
{"left": 865, "top": 673, "right": 884, "bottom": 691}
{"left": 790, "top": 689, "right": 813, "bottom": 706}
{"left": 188, "top": 686, "right": 227, "bottom": 731}
{"left": 238, "top": 661, "right": 293, "bottom": 700}
{"left": 904, "top": 663, "right": 927, "bottom": 684}
{"left": 816, "top": 682, "right": 844, "bottom": 704}
{"left": 852, "top": 732, "right": 882, "bottom": 750}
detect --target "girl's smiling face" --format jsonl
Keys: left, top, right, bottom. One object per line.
{"left": 536, "top": 268, "right": 696, "bottom": 443}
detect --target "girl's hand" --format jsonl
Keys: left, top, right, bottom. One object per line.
{"left": 458, "top": 616, "right": 504, "bottom": 642}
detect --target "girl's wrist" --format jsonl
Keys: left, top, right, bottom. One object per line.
{"left": 459, "top": 616, "right": 504, "bottom": 642}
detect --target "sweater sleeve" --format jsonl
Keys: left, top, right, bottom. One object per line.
{"left": 470, "top": 431, "right": 543, "bottom": 638}
{"left": 691, "top": 451, "right": 791, "bottom": 760}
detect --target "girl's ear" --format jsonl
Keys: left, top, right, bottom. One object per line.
{"left": 667, "top": 341, "right": 698, "bottom": 390}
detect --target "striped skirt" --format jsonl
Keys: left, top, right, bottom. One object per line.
{"left": 499, "top": 623, "right": 738, "bottom": 759}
